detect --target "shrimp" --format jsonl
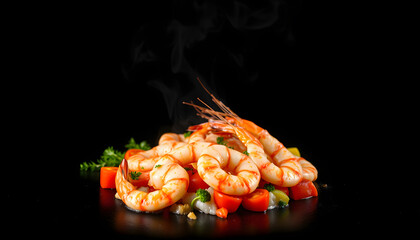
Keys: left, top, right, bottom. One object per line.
{"left": 186, "top": 122, "right": 212, "bottom": 143}
{"left": 225, "top": 117, "right": 318, "bottom": 182}
{"left": 212, "top": 122, "right": 303, "bottom": 187}
{"left": 127, "top": 141, "right": 187, "bottom": 172}
{"left": 197, "top": 144, "right": 260, "bottom": 196}
{"left": 205, "top": 132, "right": 247, "bottom": 153}
{"left": 159, "top": 133, "right": 186, "bottom": 145}
{"left": 115, "top": 157, "right": 189, "bottom": 212}
{"left": 183, "top": 81, "right": 317, "bottom": 183}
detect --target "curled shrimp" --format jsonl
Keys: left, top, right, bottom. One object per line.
{"left": 159, "top": 133, "right": 186, "bottom": 145}
{"left": 197, "top": 144, "right": 260, "bottom": 196}
{"left": 212, "top": 122, "right": 303, "bottom": 187}
{"left": 116, "top": 157, "right": 189, "bottom": 212}
{"left": 184, "top": 81, "right": 317, "bottom": 184}
{"left": 127, "top": 140, "right": 187, "bottom": 172}
{"left": 225, "top": 117, "right": 318, "bottom": 182}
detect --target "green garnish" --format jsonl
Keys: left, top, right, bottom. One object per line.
{"left": 278, "top": 201, "right": 287, "bottom": 208}
{"left": 125, "top": 138, "right": 151, "bottom": 150}
{"left": 80, "top": 146, "right": 124, "bottom": 171}
{"left": 191, "top": 189, "right": 211, "bottom": 209}
{"left": 216, "top": 136, "right": 227, "bottom": 146}
{"left": 263, "top": 183, "right": 275, "bottom": 192}
{"left": 80, "top": 138, "right": 151, "bottom": 171}
{"left": 154, "top": 164, "right": 162, "bottom": 168}
{"left": 216, "top": 137, "right": 234, "bottom": 149}
{"left": 184, "top": 131, "right": 192, "bottom": 138}
{"left": 243, "top": 150, "right": 249, "bottom": 156}
{"left": 130, "top": 171, "right": 142, "bottom": 180}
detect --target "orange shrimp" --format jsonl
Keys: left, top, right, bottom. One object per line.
{"left": 183, "top": 82, "right": 317, "bottom": 183}
{"left": 116, "top": 158, "right": 189, "bottom": 212}
{"left": 197, "top": 144, "right": 260, "bottom": 196}
{"left": 226, "top": 117, "right": 318, "bottom": 182}
{"left": 211, "top": 122, "right": 303, "bottom": 187}
{"left": 158, "top": 133, "right": 186, "bottom": 145}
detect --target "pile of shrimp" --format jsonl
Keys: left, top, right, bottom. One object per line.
{"left": 115, "top": 89, "right": 318, "bottom": 213}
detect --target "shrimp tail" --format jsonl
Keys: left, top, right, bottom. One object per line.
{"left": 121, "top": 158, "right": 128, "bottom": 180}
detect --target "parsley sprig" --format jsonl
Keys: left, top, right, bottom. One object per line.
{"left": 80, "top": 138, "right": 151, "bottom": 171}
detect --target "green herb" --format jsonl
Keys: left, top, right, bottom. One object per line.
{"left": 125, "top": 138, "right": 151, "bottom": 150}
{"left": 154, "top": 164, "right": 162, "bottom": 168}
{"left": 191, "top": 189, "right": 211, "bottom": 209}
{"left": 278, "top": 201, "right": 287, "bottom": 208}
{"left": 216, "top": 136, "right": 227, "bottom": 146}
{"left": 130, "top": 171, "right": 142, "bottom": 180}
{"left": 184, "top": 131, "right": 192, "bottom": 138}
{"left": 216, "top": 137, "right": 234, "bottom": 149}
{"left": 243, "top": 150, "right": 249, "bottom": 156}
{"left": 80, "top": 147, "right": 124, "bottom": 171}
{"left": 263, "top": 183, "right": 275, "bottom": 192}
{"left": 80, "top": 138, "right": 152, "bottom": 171}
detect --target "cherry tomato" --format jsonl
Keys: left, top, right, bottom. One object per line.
{"left": 213, "top": 190, "right": 243, "bottom": 213}
{"left": 100, "top": 167, "right": 118, "bottom": 189}
{"left": 187, "top": 167, "right": 209, "bottom": 192}
{"left": 124, "top": 149, "right": 144, "bottom": 160}
{"left": 242, "top": 189, "right": 269, "bottom": 212}
{"left": 290, "top": 180, "right": 318, "bottom": 200}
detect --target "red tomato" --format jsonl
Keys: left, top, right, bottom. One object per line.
{"left": 187, "top": 167, "right": 209, "bottom": 192}
{"left": 124, "top": 149, "right": 144, "bottom": 160}
{"left": 290, "top": 180, "right": 318, "bottom": 200}
{"left": 242, "top": 189, "right": 269, "bottom": 212}
{"left": 216, "top": 207, "right": 228, "bottom": 219}
{"left": 100, "top": 167, "right": 118, "bottom": 189}
{"left": 213, "top": 190, "right": 243, "bottom": 213}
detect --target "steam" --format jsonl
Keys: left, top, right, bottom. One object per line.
{"left": 124, "top": 0, "right": 295, "bottom": 132}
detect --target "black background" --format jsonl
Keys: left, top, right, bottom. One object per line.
{"left": 4, "top": 1, "right": 417, "bottom": 238}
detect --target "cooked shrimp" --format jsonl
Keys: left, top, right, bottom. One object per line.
{"left": 159, "top": 133, "right": 186, "bottom": 145}
{"left": 186, "top": 122, "right": 212, "bottom": 143}
{"left": 197, "top": 144, "right": 260, "bottom": 196}
{"left": 127, "top": 141, "right": 187, "bottom": 171}
{"left": 226, "top": 117, "right": 318, "bottom": 182}
{"left": 184, "top": 84, "right": 317, "bottom": 183}
{"left": 205, "top": 132, "right": 247, "bottom": 153}
{"left": 210, "top": 122, "right": 303, "bottom": 187}
{"left": 116, "top": 158, "right": 189, "bottom": 212}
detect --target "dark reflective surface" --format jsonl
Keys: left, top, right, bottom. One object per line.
{"left": 99, "top": 188, "right": 318, "bottom": 238}
{"left": 72, "top": 173, "right": 341, "bottom": 238}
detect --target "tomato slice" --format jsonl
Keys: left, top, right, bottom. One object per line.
{"left": 124, "top": 149, "right": 144, "bottom": 160}
{"left": 100, "top": 167, "right": 118, "bottom": 189}
{"left": 290, "top": 180, "right": 318, "bottom": 200}
{"left": 216, "top": 207, "right": 228, "bottom": 218}
{"left": 242, "top": 189, "right": 269, "bottom": 212}
{"left": 213, "top": 190, "right": 243, "bottom": 213}
{"left": 187, "top": 167, "right": 209, "bottom": 192}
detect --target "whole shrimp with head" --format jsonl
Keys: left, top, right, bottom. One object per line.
{"left": 183, "top": 81, "right": 318, "bottom": 188}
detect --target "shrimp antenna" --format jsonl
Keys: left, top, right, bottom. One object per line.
{"left": 196, "top": 77, "right": 240, "bottom": 120}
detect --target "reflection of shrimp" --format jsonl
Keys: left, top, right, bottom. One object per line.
{"left": 197, "top": 144, "right": 260, "bottom": 196}
{"left": 226, "top": 118, "right": 317, "bottom": 182}
{"left": 116, "top": 158, "right": 189, "bottom": 212}
{"left": 212, "top": 122, "right": 303, "bottom": 187}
